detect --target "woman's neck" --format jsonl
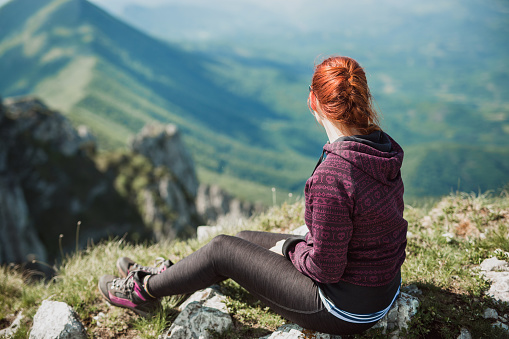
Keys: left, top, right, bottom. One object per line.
{"left": 321, "top": 118, "right": 360, "bottom": 143}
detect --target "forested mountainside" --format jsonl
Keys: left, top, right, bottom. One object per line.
{"left": 0, "top": 0, "right": 508, "bottom": 201}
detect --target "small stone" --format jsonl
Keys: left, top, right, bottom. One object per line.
{"left": 402, "top": 284, "right": 422, "bottom": 295}
{"left": 0, "top": 311, "right": 24, "bottom": 339}
{"left": 484, "top": 308, "right": 498, "bottom": 319}
{"left": 480, "top": 257, "right": 509, "bottom": 272}
{"left": 493, "top": 321, "right": 509, "bottom": 332}
{"left": 483, "top": 271, "right": 509, "bottom": 303}
{"left": 442, "top": 232, "right": 454, "bottom": 243}
{"left": 261, "top": 324, "right": 331, "bottom": 338}
{"left": 371, "top": 292, "right": 419, "bottom": 333}
{"left": 457, "top": 327, "right": 472, "bottom": 339}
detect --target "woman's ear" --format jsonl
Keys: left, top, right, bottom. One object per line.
{"left": 308, "top": 92, "right": 317, "bottom": 111}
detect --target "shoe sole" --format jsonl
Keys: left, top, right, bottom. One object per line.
{"left": 97, "top": 279, "right": 152, "bottom": 318}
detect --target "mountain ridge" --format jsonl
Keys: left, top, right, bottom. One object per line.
{"left": 0, "top": 0, "right": 508, "bottom": 201}
{"left": 0, "top": 0, "right": 317, "bottom": 201}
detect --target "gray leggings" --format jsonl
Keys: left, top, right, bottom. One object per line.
{"left": 147, "top": 231, "right": 377, "bottom": 335}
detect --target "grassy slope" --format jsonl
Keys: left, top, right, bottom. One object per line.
{"left": 1, "top": 190, "right": 509, "bottom": 338}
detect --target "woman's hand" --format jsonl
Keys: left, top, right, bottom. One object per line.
{"left": 269, "top": 239, "right": 286, "bottom": 256}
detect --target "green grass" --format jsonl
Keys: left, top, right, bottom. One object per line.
{"left": 1, "top": 191, "right": 509, "bottom": 338}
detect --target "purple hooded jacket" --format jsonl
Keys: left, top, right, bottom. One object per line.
{"left": 284, "top": 131, "right": 407, "bottom": 287}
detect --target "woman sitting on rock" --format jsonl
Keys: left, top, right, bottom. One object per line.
{"left": 98, "top": 55, "right": 408, "bottom": 336}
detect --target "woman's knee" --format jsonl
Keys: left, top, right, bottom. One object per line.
{"left": 235, "top": 230, "right": 253, "bottom": 240}
{"left": 209, "top": 234, "right": 238, "bottom": 248}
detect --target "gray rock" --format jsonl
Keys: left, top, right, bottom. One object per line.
{"left": 177, "top": 286, "right": 228, "bottom": 313}
{"left": 0, "top": 311, "right": 25, "bottom": 339}
{"left": 131, "top": 123, "right": 198, "bottom": 198}
{"left": 260, "top": 324, "right": 337, "bottom": 338}
{"left": 160, "top": 287, "right": 232, "bottom": 339}
{"left": 29, "top": 300, "right": 86, "bottom": 339}
{"left": 493, "top": 321, "right": 509, "bottom": 332}
{"left": 484, "top": 308, "right": 498, "bottom": 319}
{"left": 457, "top": 327, "right": 472, "bottom": 339}
{"left": 4, "top": 97, "right": 92, "bottom": 157}
{"left": 0, "top": 97, "right": 141, "bottom": 264}
{"left": 140, "top": 175, "right": 199, "bottom": 239}
{"left": 129, "top": 123, "right": 204, "bottom": 239}
{"left": 480, "top": 258, "right": 509, "bottom": 303}
{"left": 162, "top": 302, "right": 232, "bottom": 339}
{"left": 480, "top": 257, "right": 509, "bottom": 272}
{"left": 401, "top": 284, "right": 423, "bottom": 295}
{"left": 76, "top": 125, "right": 97, "bottom": 156}
{"left": 485, "top": 272, "right": 509, "bottom": 303}
{"left": 196, "top": 184, "right": 261, "bottom": 225}
{"left": 0, "top": 180, "right": 47, "bottom": 264}
{"left": 371, "top": 292, "right": 420, "bottom": 333}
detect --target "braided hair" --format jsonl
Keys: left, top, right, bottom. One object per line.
{"left": 310, "top": 56, "right": 380, "bottom": 135}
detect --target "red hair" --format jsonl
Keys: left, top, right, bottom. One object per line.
{"left": 310, "top": 56, "right": 380, "bottom": 134}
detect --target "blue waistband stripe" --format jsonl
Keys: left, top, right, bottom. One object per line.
{"left": 318, "top": 283, "right": 401, "bottom": 324}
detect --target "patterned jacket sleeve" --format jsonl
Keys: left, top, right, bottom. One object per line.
{"left": 286, "top": 162, "right": 354, "bottom": 283}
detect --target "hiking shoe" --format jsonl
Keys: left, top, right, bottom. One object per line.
{"left": 117, "top": 256, "right": 173, "bottom": 278}
{"left": 98, "top": 271, "right": 160, "bottom": 318}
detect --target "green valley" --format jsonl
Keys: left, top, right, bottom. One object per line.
{"left": 0, "top": 0, "right": 508, "bottom": 203}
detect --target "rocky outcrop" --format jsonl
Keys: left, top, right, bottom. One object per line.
{"left": 131, "top": 124, "right": 198, "bottom": 198}
{"left": 0, "top": 97, "right": 201, "bottom": 264}
{"left": 0, "top": 96, "right": 261, "bottom": 265}
{"left": 196, "top": 184, "right": 263, "bottom": 226}
{"left": 0, "top": 181, "right": 47, "bottom": 264}
{"left": 0, "top": 97, "right": 141, "bottom": 263}
{"left": 127, "top": 124, "right": 203, "bottom": 239}
{"left": 128, "top": 124, "right": 260, "bottom": 239}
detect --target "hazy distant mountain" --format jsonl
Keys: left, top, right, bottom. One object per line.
{"left": 0, "top": 0, "right": 318, "bottom": 201}
{"left": 1, "top": 0, "right": 508, "bottom": 200}
{"left": 113, "top": 0, "right": 509, "bottom": 196}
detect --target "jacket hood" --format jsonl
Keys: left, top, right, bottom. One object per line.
{"left": 323, "top": 131, "right": 404, "bottom": 186}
